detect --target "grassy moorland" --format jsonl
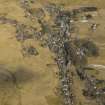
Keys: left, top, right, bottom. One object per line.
{"left": 0, "top": 0, "right": 105, "bottom": 105}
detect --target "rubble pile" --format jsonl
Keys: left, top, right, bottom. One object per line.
{"left": 45, "top": 8, "right": 75, "bottom": 105}
{"left": 21, "top": 45, "right": 39, "bottom": 57}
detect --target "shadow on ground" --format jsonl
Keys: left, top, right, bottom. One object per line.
{"left": 0, "top": 65, "right": 36, "bottom": 86}
{"left": 0, "top": 65, "right": 36, "bottom": 105}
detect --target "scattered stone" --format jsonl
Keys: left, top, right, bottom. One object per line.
{"left": 21, "top": 46, "right": 39, "bottom": 57}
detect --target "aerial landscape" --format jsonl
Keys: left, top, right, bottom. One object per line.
{"left": 0, "top": 0, "right": 105, "bottom": 105}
